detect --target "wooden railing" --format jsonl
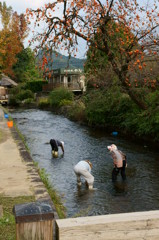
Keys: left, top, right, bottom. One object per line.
{"left": 42, "top": 83, "right": 81, "bottom": 92}
{"left": 55, "top": 210, "right": 159, "bottom": 240}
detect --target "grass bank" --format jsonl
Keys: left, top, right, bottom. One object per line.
{"left": 0, "top": 195, "right": 35, "bottom": 240}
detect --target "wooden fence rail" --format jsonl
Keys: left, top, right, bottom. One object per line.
{"left": 56, "top": 210, "right": 159, "bottom": 240}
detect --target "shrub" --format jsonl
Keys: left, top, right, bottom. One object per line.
{"left": 68, "top": 100, "right": 86, "bottom": 122}
{"left": 26, "top": 80, "right": 48, "bottom": 93}
{"left": 16, "top": 89, "right": 34, "bottom": 101}
{"left": 8, "top": 96, "right": 20, "bottom": 106}
{"left": 49, "top": 87, "right": 74, "bottom": 108}
{"left": 38, "top": 97, "right": 50, "bottom": 108}
{"left": 23, "top": 98, "right": 34, "bottom": 104}
{"left": 59, "top": 99, "right": 73, "bottom": 107}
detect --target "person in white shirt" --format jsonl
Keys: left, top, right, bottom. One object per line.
{"left": 73, "top": 160, "right": 94, "bottom": 189}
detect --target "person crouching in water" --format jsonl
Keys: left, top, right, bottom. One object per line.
{"left": 50, "top": 139, "right": 64, "bottom": 158}
{"left": 74, "top": 160, "right": 94, "bottom": 189}
{"left": 107, "top": 144, "right": 127, "bottom": 182}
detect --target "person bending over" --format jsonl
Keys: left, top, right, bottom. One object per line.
{"left": 50, "top": 139, "right": 64, "bottom": 157}
{"left": 74, "top": 160, "right": 94, "bottom": 189}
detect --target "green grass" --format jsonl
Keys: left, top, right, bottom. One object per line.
{"left": 38, "top": 167, "right": 66, "bottom": 219}
{"left": 0, "top": 195, "right": 35, "bottom": 240}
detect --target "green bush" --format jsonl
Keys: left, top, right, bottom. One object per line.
{"left": 84, "top": 87, "right": 159, "bottom": 141}
{"left": 38, "top": 97, "right": 50, "bottom": 108}
{"left": 68, "top": 100, "right": 86, "bottom": 122}
{"left": 59, "top": 99, "right": 73, "bottom": 106}
{"left": 17, "top": 89, "right": 34, "bottom": 101}
{"left": 10, "top": 83, "right": 27, "bottom": 95}
{"left": 9, "top": 84, "right": 34, "bottom": 106}
{"left": 85, "top": 87, "right": 122, "bottom": 125}
{"left": 8, "top": 96, "right": 20, "bottom": 106}
{"left": 49, "top": 87, "right": 74, "bottom": 108}
{"left": 23, "top": 98, "right": 34, "bottom": 104}
{"left": 26, "top": 80, "right": 48, "bottom": 93}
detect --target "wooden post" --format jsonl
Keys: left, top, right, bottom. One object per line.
{"left": 13, "top": 201, "right": 54, "bottom": 240}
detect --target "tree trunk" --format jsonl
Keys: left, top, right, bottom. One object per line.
{"left": 119, "top": 71, "right": 148, "bottom": 110}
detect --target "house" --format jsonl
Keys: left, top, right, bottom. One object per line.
{"left": 0, "top": 74, "right": 18, "bottom": 105}
{"left": 43, "top": 68, "right": 86, "bottom": 93}
{"left": 0, "top": 74, "right": 18, "bottom": 88}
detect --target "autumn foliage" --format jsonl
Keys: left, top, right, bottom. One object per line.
{"left": 0, "top": 2, "right": 28, "bottom": 77}
{"left": 26, "top": 0, "right": 159, "bottom": 109}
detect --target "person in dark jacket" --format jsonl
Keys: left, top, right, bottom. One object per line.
{"left": 107, "top": 144, "right": 127, "bottom": 182}
{"left": 50, "top": 139, "right": 64, "bottom": 157}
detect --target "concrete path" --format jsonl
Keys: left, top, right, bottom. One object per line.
{"left": 0, "top": 107, "right": 52, "bottom": 201}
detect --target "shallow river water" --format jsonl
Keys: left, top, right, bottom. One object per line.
{"left": 11, "top": 109, "right": 159, "bottom": 218}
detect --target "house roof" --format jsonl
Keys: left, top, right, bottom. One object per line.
{"left": 0, "top": 74, "right": 18, "bottom": 87}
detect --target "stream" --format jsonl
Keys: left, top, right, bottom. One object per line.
{"left": 10, "top": 108, "right": 159, "bottom": 218}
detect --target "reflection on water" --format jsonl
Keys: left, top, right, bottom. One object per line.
{"left": 11, "top": 109, "right": 159, "bottom": 217}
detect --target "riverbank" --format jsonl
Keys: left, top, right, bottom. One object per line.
{"left": 8, "top": 100, "right": 159, "bottom": 151}
{"left": 9, "top": 88, "right": 159, "bottom": 150}
{"left": 40, "top": 104, "right": 159, "bottom": 150}
{"left": 0, "top": 107, "right": 60, "bottom": 239}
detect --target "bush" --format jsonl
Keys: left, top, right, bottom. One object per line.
{"left": 38, "top": 97, "right": 50, "bottom": 108}
{"left": 59, "top": 99, "right": 73, "bottom": 106}
{"left": 85, "top": 87, "right": 122, "bottom": 125}
{"left": 8, "top": 96, "right": 20, "bottom": 106}
{"left": 68, "top": 100, "right": 86, "bottom": 122}
{"left": 49, "top": 87, "right": 74, "bottom": 108}
{"left": 23, "top": 98, "right": 34, "bottom": 104}
{"left": 84, "top": 87, "right": 159, "bottom": 141}
{"left": 26, "top": 80, "right": 48, "bottom": 93}
{"left": 16, "top": 89, "right": 34, "bottom": 101}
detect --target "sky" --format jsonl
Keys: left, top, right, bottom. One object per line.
{"left": 3, "top": 0, "right": 154, "bottom": 59}
{"left": 2, "top": 0, "right": 87, "bottom": 58}
{"left": 3, "top": 0, "right": 49, "bottom": 14}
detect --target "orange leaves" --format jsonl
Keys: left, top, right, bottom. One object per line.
{"left": 128, "top": 51, "right": 133, "bottom": 56}
{"left": 42, "top": 56, "right": 48, "bottom": 65}
{"left": 0, "top": 3, "right": 25, "bottom": 76}
{"left": 136, "top": 15, "right": 140, "bottom": 21}
{"left": 134, "top": 49, "right": 139, "bottom": 54}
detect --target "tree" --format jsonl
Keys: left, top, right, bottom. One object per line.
{"left": 26, "top": 0, "right": 159, "bottom": 109}
{"left": 13, "top": 47, "right": 43, "bottom": 82}
{"left": 0, "top": 2, "right": 28, "bottom": 77}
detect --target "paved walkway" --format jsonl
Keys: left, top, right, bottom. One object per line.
{"left": 0, "top": 107, "right": 51, "bottom": 200}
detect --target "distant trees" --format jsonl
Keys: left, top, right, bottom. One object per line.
{"left": 0, "top": 2, "right": 28, "bottom": 77}
{"left": 26, "top": 0, "right": 159, "bottom": 109}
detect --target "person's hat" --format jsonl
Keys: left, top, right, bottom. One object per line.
{"left": 107, "top": 144, "right": 117, "bottom": 152}
{"left": 85, "top": 160, "right": 92, "bottom": 168}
